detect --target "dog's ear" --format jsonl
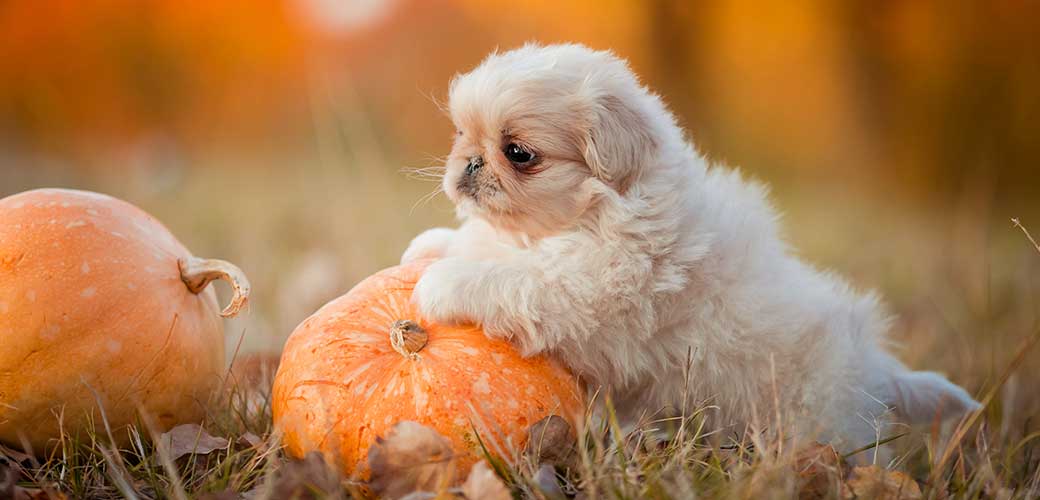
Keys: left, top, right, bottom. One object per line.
{"left": 581, "top": 91, "right": 656, "bottom": 193}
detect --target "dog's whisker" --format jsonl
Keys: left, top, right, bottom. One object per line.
{"left": 421, "top": 154, "right": 450, "bottom": 166}
{"left": 409, "top": 185, "right": 444, "bottom": 215}
{"left": 400, "top": 165, "right": 447, "bottom": 181}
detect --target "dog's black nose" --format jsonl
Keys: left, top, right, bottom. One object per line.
{"left": 464, "top": 156, "right": 484, "bottom": 176}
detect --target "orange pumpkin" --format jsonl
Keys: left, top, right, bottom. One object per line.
{"left": 0, "top": 189, "right": 249, "bottom": 452}
{"left": 272, "top": 260, "right": 584, "bottom": 476}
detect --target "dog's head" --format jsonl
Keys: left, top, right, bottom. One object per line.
{"left": 442, "top": 43, "right": 659, "bottom": 238}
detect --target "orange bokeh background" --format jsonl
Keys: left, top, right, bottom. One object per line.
{"left": 1, "top": 1, "right": 1037, "bottom": 367}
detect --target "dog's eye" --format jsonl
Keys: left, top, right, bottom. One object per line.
{"left": 503, "top": 143, "right": 534, "bottom": 165}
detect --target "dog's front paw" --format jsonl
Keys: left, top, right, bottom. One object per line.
{"left": 401, "top": 227, "right": 456, "bottom": 264}
{"left": 412, "top": 257, "right": 480, "bottom": 325}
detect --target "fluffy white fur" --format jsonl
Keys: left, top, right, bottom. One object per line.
{"left": 404, "top": 43, "right": 980, "bottom": 451}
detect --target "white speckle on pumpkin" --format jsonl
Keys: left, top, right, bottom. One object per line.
{"left": 41, "top": 324, "right": 60, "bottom": 340}
{"left": 473, "top": 372, "right": 492, "bottom": 395}
{"left": 81, "top": 262, "right": 91, "bottom": 274}
{"left": 11, "top": 201, "right": 24, "bottom": 209}
{"left": 48, "top": 219, "right": 56, "bottom": 224}
{"left": 110, "top": 232, "right": 127, "bottom": 239}
{"left": 508, "top": 399, "right": 519, "bottom": 409}
{"left": 413, "top": 386, "right": 429, "bottom": 410}
{"left": 525, "top": 386, "right": 535, "bottom": 396}
{"left": 80, "top": 287, "right": 97, "bottom": 298}
{"left": 87, "top": 209, "right": 100, "bottom": 216}
{"left": 61, "top": 202, "right": 70, "bottom": 208}
{"left": 65, "top": 220, "right": 87, "bottom": 229}
{"left": 25, "top": 290, "right": 36, "bottom": 302}
{"left": 459, "top": 346, "right": 479, "bottom": 356}
{"left": 105, "top": 340, "right": 122, "bottom": 353}
{"left": 491, "top": 353, "right": 505, "bottom": 365}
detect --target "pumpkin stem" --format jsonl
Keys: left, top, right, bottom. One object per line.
{"left": 178, "top": 256, "right": 251, "bottom": 318}
{"left": 390, "top": 320, "right": 428, "bottom": 358}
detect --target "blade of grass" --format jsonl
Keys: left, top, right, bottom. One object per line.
{"left": 842, "top": 432, "right": 910, "bottom": 459}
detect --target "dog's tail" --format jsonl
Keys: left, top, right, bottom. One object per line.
{"left": 886, "top": 368, "right": 981, "bottom": 423}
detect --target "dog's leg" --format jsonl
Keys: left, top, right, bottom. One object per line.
{"left": 412, "top": 232, "right": 653, "bottom": 356}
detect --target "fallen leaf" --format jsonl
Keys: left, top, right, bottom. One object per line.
{"left": 157, "top": 424, "right": 230, "bottom": 461}
{"left": 0, "top": 444, "right": 34, "bottom": 468}
{"left": 263, "top": 451, "right": 345, "bottom": 500}
{"left": 1, "top": 462, "right": 17, "bottom": 500}
{"left": 461, "top": 461, "right": 510, "bottom": 500}
{"left": 19, "top": 489, "right": 68, "bottom": 500}
{"left": 532, "top": 463, "right": 565, "bottom": 498}
{"left": 844, "top": 466, "right": 923, "bottom": 500}
{"left": 523, "top": 415, "right": 576, "bottom": 467}
{"left": 368, "top": 421, "right": 456, "bottom": 499}
{"left": 795, "top": 442, "right": 847, "bottom": 499}
{"left": 0, "top": 461, "right": 66, "bottom": 500}
{"left": 236, "top": 432, "right": 263, "bottom": 449}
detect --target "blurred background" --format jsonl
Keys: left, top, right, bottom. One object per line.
{"left": 1, "top": 0, "right": 1038, "bottom": 411}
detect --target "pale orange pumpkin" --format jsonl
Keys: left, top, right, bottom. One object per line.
{"left": 0, "top": 188, "right": 249, "bottom": 452}
{"left": 272, "top": 260, "right": 585, "bottom": 476}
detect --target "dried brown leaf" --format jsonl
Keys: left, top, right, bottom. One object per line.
{"left": 523, "top": 415, "right": 576, "bottom": 467}
{"left": 1, "top": 462, "right": 17, "bottom": 500}
{"left": 236, "top": 432, "right": 263, "bottom": 450}
{"left": 157, "top": 424, "right": 230, "bottom": 461}
{"left": 19, "top": 489, "right": 68, "bottom": 500}
{"left": 461, "top": 461, "right": 510, "bottom": 500}
{"left": 795, "top": 442, "right": 847, "bottom": 499}
{"left": 368, "top": 421, "right": 456, "bottom": 499}
{"left": 532, "top": 463, "right": 565, "bottom": 498}
{"left": 0, "top": 444, "right": 34, "bottom": 467}
{"left": 1, "top": 461, "right": 66, "bottom": 500}
{"left": 265, "top": 451, "right": 345, "bottom": 500}
{"left": 844, "top": 466, "right": 923, "bottom": 500}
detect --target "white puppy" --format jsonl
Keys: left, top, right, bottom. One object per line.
{"left": 404, "top": 43, "right": 979, "bottom": 451}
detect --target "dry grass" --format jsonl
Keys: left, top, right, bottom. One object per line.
{"left": 1, "top": 146, "right": 1038, "bottom": 499}
{"left": 2, "top": 339, "right": 1039, "bottom": 500}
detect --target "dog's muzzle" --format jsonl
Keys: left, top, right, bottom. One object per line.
{"left": 457, "top": 156, "right": 484, "bottom": 196}
{"left": 464, "top": 156, "right": 483, "bottom": 176}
